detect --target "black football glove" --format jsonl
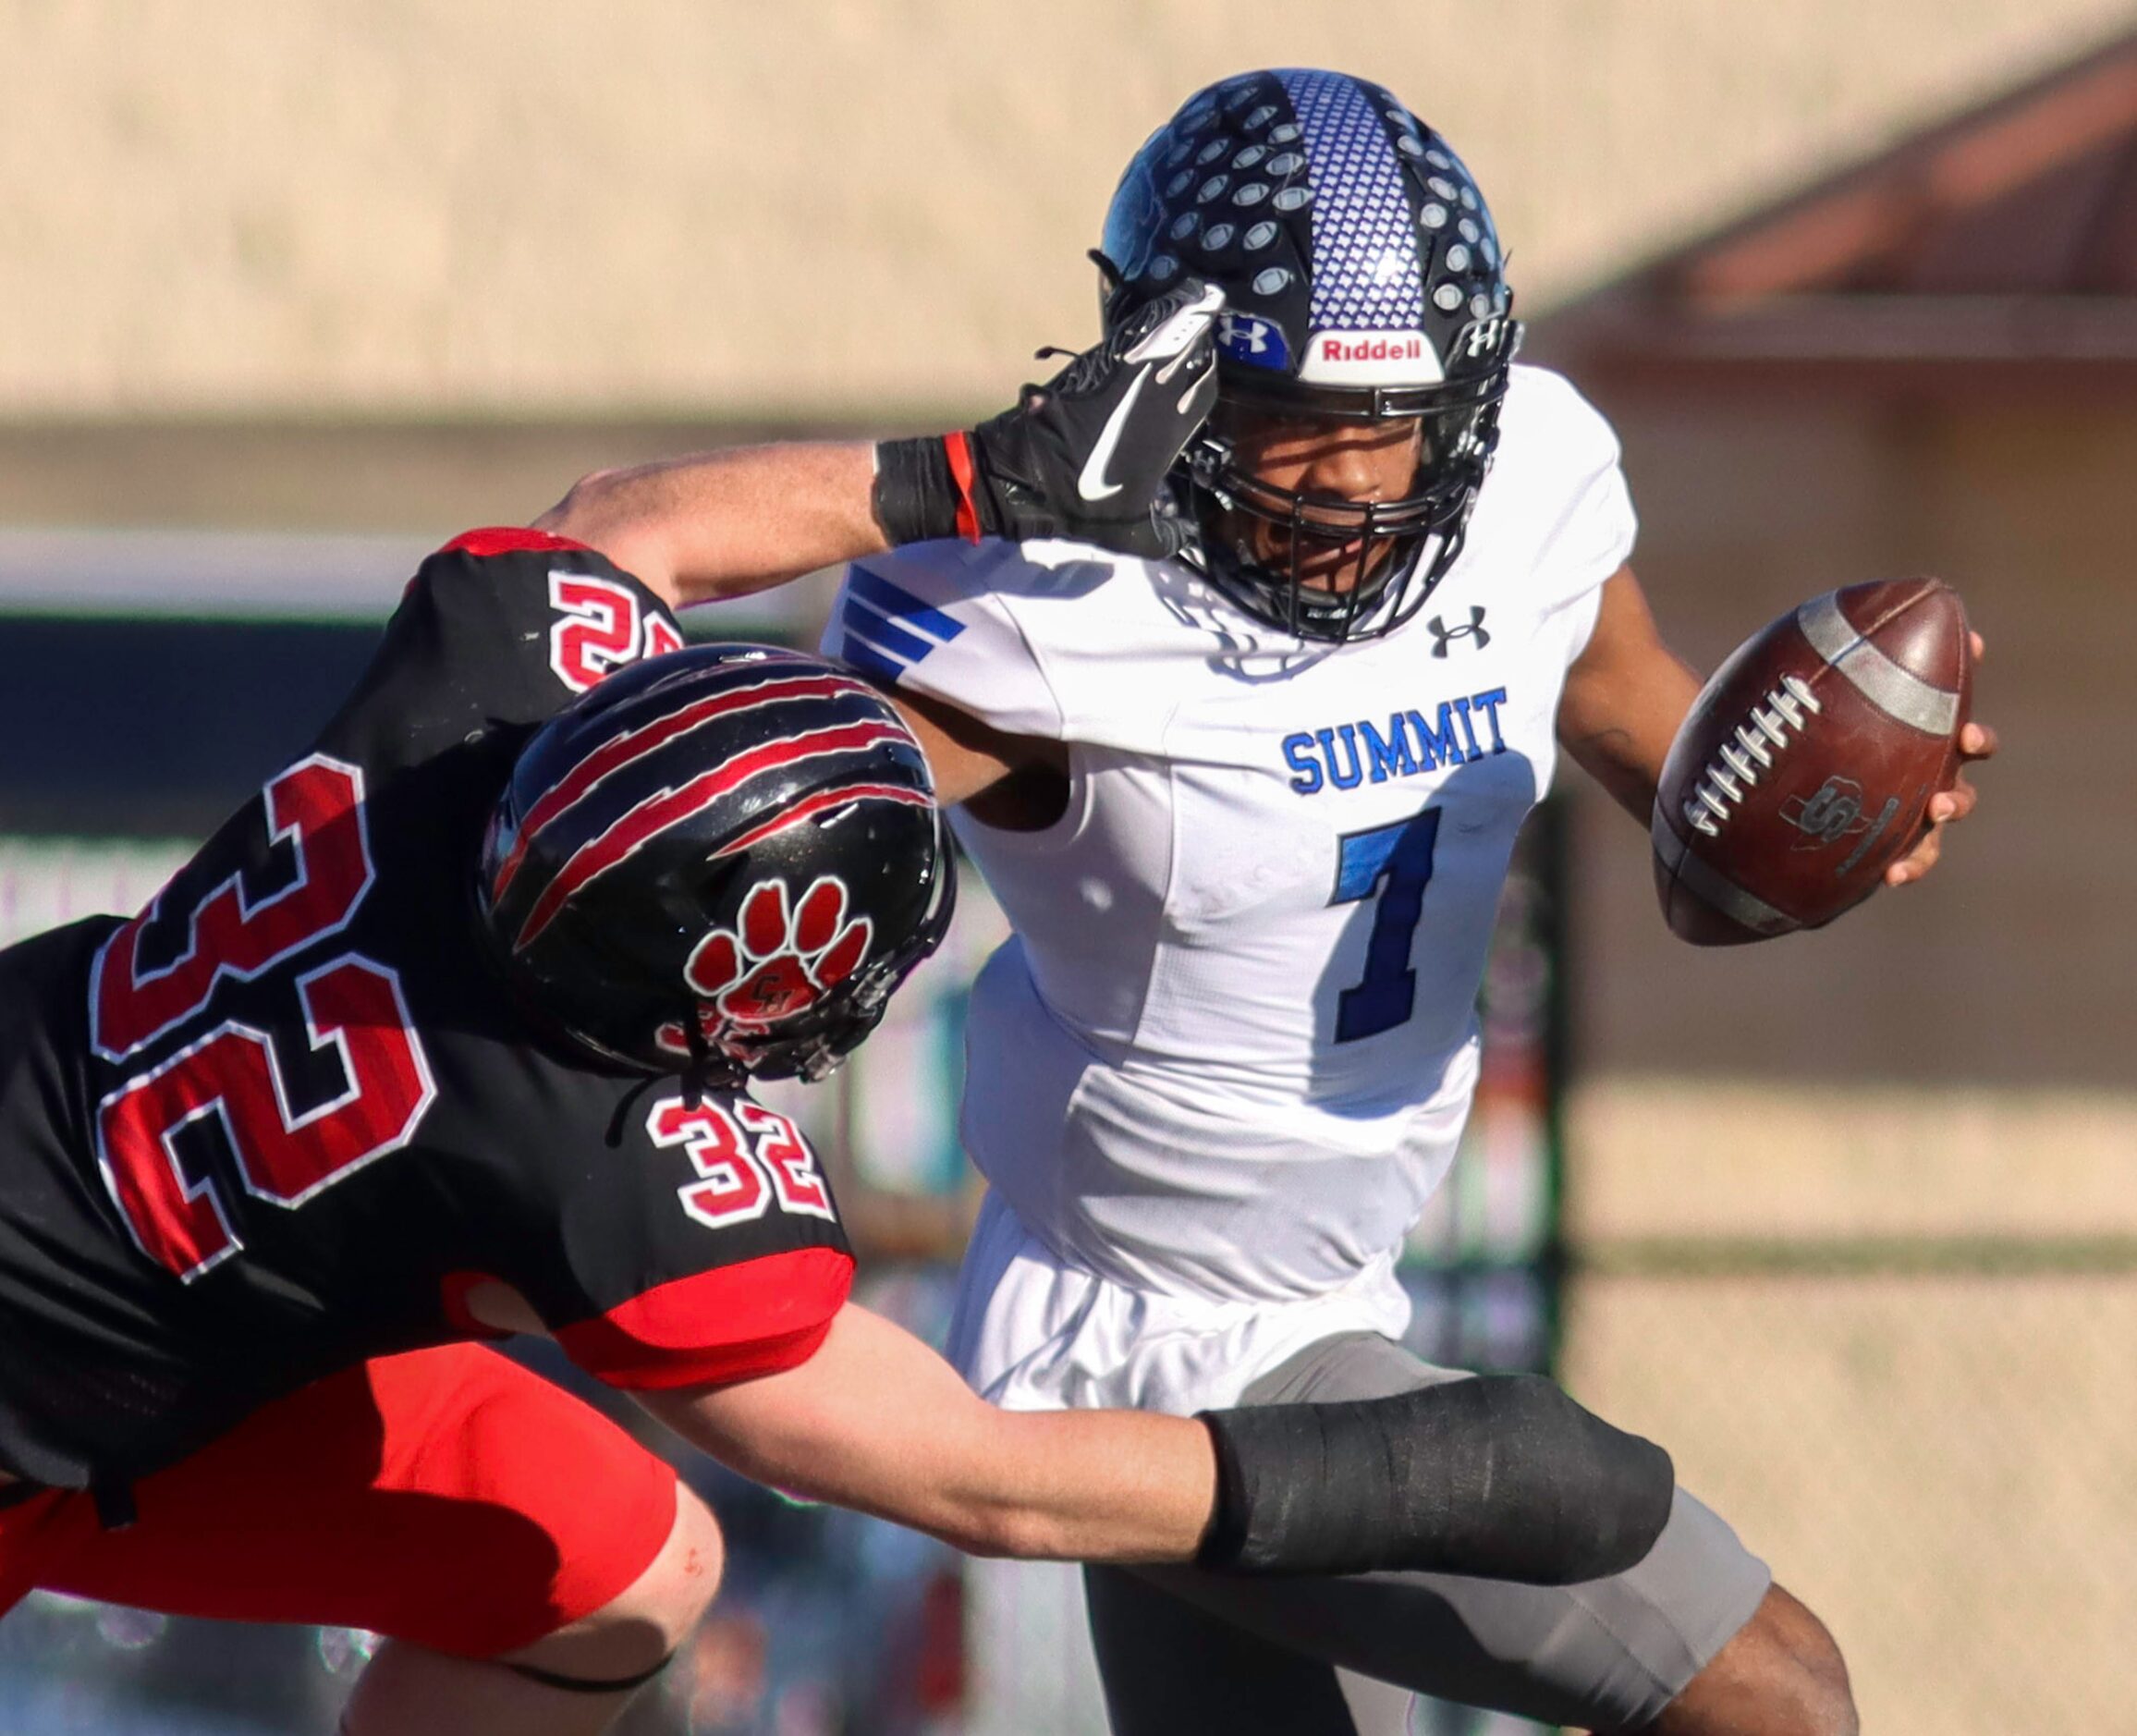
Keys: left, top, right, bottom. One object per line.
{"left": 873, "top": 280, "right": 1224, "bottom": 560}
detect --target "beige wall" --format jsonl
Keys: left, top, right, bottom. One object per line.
{"left": 1565, "top": 1265, "right": 2137, "bottom": 1736}
{"left": 1551, "top": 375, "right": 2137, "bottom": 1735}
{"left": 1551, "top": 391, "right": 2137, "bottom": 1092}
{"left": 6, "top": 0, "right": 2136, "bottom": 420}
{"left": 1569, "top": 1077, "right": 2137, "bottom": 1243}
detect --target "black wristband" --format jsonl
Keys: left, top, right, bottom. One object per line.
{"left": 1196, "top": 1375, "right": 1675, "bottom": 1584}
{"left": 873, "top": 434, "right": 982, "bottom": 546}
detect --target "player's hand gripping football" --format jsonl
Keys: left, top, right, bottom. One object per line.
{"left": 873, "top": 280, "right": 1225, "bottom": 560}
{"left": 1887, "top": 630, "right": 1997, "bottom": 887}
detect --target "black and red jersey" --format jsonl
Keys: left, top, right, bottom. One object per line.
{"left": 0, "top": 531, "right": 853, "bottom": 1491}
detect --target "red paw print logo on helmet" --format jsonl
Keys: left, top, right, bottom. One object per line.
{"left": 684, "top": 876, "right": 874, "bottom": 1033}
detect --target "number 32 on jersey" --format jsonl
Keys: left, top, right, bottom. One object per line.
{"left": 647, "top": 1098, "right": 836, "bottom": 1231}
{"left": 89, "top": 756, "right": 437, "bottom": 1283}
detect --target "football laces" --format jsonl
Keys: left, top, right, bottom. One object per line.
{"left": 1683, "top": 676, "right": 1823, "bottom": 838}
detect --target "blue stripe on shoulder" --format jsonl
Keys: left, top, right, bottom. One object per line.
{"left": 842, "top": 594, "right": 938, "bottom": 666}
{"left": 836, "top": 631, "right": 907, "bottom": 686}
{"left": 849, "top": 565, "right": 969, "bottom": 645}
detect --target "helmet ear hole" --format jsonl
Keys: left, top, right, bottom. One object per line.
{"left": 476, "top": 643, "right": 955, "bottom": 1076}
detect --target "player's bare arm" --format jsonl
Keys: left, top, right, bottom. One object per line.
{"left": 537, "top": 441, "right": 888, "bottom": 605}
{"left": 455, "top": 1281, "right": 1212, "bottom": 1561}
{"left": 538, "top": 282, "right": 1226, "bottom": 613}
{"left": 642, "top": 1303, "right": 1217, "bottom": 1564}
{"left": 876, "top": 685, "right": 1061, "bottom": 818}
{"left": 1558, "top": 565, "right": 1996, "bottom": 889}
{"left": 1555, "top": 564, "right": 1702, "bottom": 824}
{"left": 458, "top": 1285, "right": 1675, "bottom": 1583}
{"left": 638, "top": 1301, "right": 1677, "bottom": 1584}
{"left": 534, "top": 451, "right": 1055, "bottom": 810}
{"left": 531, "top": 307, "right": 1201, "bottom": 814}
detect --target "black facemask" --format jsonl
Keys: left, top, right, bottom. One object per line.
{"left": 1176, "top": 372, "right": 1510, "bottom": 643}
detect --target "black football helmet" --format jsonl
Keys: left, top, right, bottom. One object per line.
{"left": 1099, "top": 69, "right": 1520, "bottom": 642}
{"left": 476, "top": 644, "right": 955, "bottom": 1082}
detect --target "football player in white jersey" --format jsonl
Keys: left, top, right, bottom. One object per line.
{"left": 551, "top": 67, "right": 1992, "bottom": 1736}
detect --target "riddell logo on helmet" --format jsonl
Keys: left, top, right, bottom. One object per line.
{"left": 1300, "top": 330, "right": 1446, "bottom": 387}
{"left": 1322, "top": 336, "right": 1428, "bottom": 364}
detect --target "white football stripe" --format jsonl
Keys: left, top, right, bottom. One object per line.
{"left": 1795, "top": 593, "right": 1960, "bottom": 738}
{"left": 1651, "top": 807, "right": 1801, "bottom": 937}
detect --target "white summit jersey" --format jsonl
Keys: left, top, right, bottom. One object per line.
{"left": 826, "top": 367, "right": 1633, "bottom": 1355}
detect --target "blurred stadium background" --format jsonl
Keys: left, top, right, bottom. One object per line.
{"left": 4, "top": 3, "right": 2135, "bottom": 1730}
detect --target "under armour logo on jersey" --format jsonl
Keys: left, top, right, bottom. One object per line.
{"left": 1425, "top": 607, "right": 1489, "bottom": 658}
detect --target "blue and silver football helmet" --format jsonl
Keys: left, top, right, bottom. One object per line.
{"left": 1100, "top": 69, "right": 1520, "bottom": 642}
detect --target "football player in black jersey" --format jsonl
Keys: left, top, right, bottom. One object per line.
{"left": 0, "top": 285, "right": 1678, "bottom": 1735}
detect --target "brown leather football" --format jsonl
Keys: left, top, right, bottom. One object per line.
{"left": 1652, "top": 578, "right": 1972, "bottom": 945}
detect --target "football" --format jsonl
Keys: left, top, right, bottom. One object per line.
{"left": 1652, "top": 577, "right": 1972, "bottom": 945}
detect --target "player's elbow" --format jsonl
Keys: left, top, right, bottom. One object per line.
{"left": 930, "top": 1501, "right": 1029, "bottom": 1562}
{"left": 534, "top": 469, "right": 683, "bottom": 604}
{"left": 536, "top": 468, "right": 628, "bottom": 541}
{"left": 929, "top": 1495, "right": 1071, "bottom": 1563}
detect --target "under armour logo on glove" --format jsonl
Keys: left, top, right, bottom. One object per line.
{"left": 684, "top": 878, "right": 873, "bottom": 1031}
{"left": 1426, "top": 606, "right": 1490, "bottom": 658}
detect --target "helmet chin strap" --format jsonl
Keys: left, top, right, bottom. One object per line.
{"left": 682, "top": 1006, "right": 847, "bottom": 1091}
{"left": 680, "top": 1013, "right": 720, "bottom": 1111}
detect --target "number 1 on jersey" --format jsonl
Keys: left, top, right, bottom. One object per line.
{"left": 1330, "top": 807, "right": 1441, "bottom": 1043}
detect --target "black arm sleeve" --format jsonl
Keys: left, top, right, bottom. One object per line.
{"left": 1196, "top": 1374, "right": 1676, "bottom": 1583}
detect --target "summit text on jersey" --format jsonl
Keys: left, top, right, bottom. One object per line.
{"left": 1280, "top": 686, "right": 1511, "bottom": 795}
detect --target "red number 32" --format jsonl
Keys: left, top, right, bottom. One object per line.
{"left": 91, "top": 756, "right": 436, "bottom": 1281}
